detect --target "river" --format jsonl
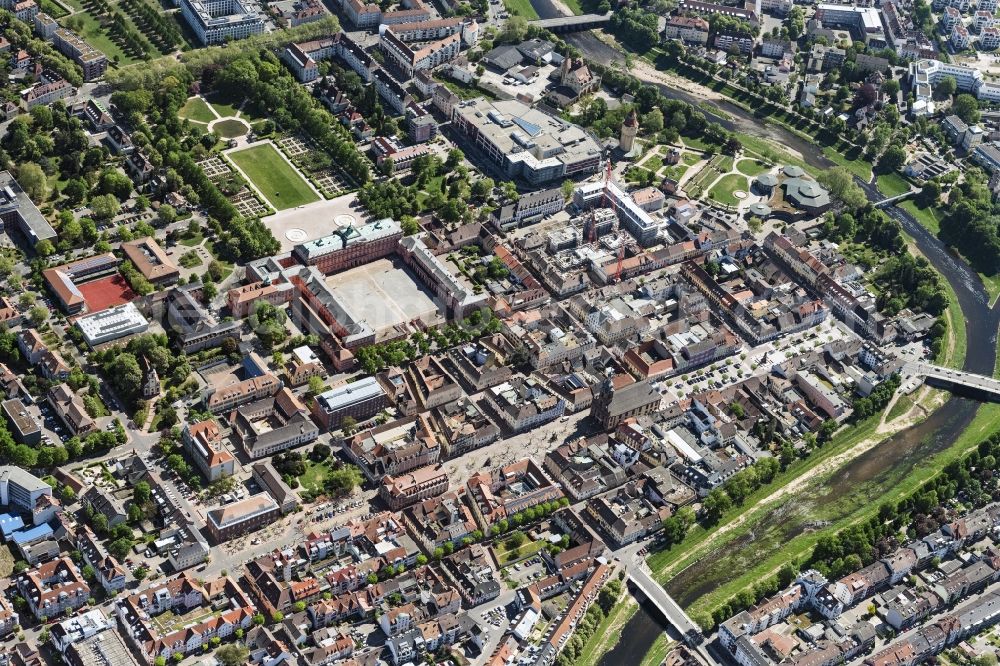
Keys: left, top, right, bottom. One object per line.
{"left": 523, "top": 2, "right": 1000, "bottom": 662}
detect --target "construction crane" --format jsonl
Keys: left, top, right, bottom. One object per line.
{"left": 614, "top": 243, "right": 625, "bottom": 283}
{"left": 600, "top": 160, "right": 614, "bottom": 211}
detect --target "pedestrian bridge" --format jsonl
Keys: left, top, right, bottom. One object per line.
{"left": 905, "top": 362, "right": 1000, "bottom": 401}
{"left": 873, "top": 189, "right": 919, "bottom": 208}
{"left": 530, "top": 13, "right": 612, "bottom": 33}
{"left": 627, "top": 564, "right": 704, "bottom": 646}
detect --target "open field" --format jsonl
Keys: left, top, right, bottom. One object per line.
{"left": 179, "top": 97, "right": 216, "bottom": 123}
{"left": 708, "top": 173, "right": 747, "bottom": 206}
{"left": 227, "top": 143, "right": 318, "bottom": 210}
{"left": 877, "top": 172, "right": 912, "bottom": 198}
{"left": 736, "top": 158, "right": 769, "bottom": 177}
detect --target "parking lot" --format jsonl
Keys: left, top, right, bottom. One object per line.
{"left": 477, "top": 62, "right": 558, "bottom": 103}
{"left": 304, "top": 497, "right": 367, "bottom": 524}
{"left": 658, "top": 317, "right": 852, "bottom": 404}
{"left": 503, "top": 555, "right": 547, "bottom": 586}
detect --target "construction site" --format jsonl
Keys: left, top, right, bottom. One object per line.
{"left": 509, "top": 164, "right": 744, "bottom": 298}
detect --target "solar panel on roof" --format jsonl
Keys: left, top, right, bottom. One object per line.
{"left": 512, "top": 117, "right": 541, "bottom": 137}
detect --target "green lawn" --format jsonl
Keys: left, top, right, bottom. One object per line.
{"left": 735, "top": 132, "right": 821, "bottom": 179}
{"left": 299, "top": 459, "right": 332, "bottom": 493}
{"left": 203, "top": 240, "right": 234, "bottom": 280}
{"left": 496, "top": 539, "right": 545, "bottom": 565}
{"left": 434, "top": 76, "right": 493, "bottom": 101}
{"left": 877, "top": 172, "right": 912, "bottom": 198}
{"left": 821, "top": 145, "right": 872, "bottom": 181}
{"left": 0, "top": 544, "right": 14, "bottom": 577}
{"left": 681, "top": 136, "right": 716, "bottom": 152}
{"left": 213, "top": 119, "right": 249, "bottom": 138}
{"left": 640, "top": 154, "right": 664, "bottom": 173}
{"left": 179, "top": 231, "right": 204, "bottom": 247}
{"left": 61, "top": 10, "right": 137, "bottom": 66}
{"left": 502, "top": 0, "right": 539, "bottom": 18}
{"left": 179, "top": 97, "right": 216, "bottom": 123}
{"left": 416, "top": 174, "right": 447, "bottom": 209}
{"left": 885, "top": 394, "right": 914, "bottom": 423}
{"left": 663, "top": 164, "right": 690, "bottom": 182}
{"left": 575, "top": 599, "right": 636, "bottom": 666}
{"left": 900, "top": 199, "right": 942, "bottom": 235}
{"left": 736, "top": 159, "right": 769, "bottom": 177}
{"left": 40, "top": 0, "right": 69, "bottom": 18}
{"left": 899, "top": 230, "right": 966, "bottom": 370}
{"left": 561, "top": 0, "right": 584, "bottom": 13}
{"left": 708, "top": 173, "right": 748, "bottom": 206}
{"left": 625, "top": 166, "right": 655, "bottom": 184}
{"left": 648, "top": 412, "right": 884, "bottom": 579}
{"left": 205, "top": 93, "right": 241, "bottom": 118}
{"left": 228, "top": 144, "right": 318, "bottom": 210}
{"left": 943, "top": 280, "right": 968, "bottom": 370}
{"left": 178, "top": 250, "right": 202, "bottom": 268}
{"left": 681, "top": 152, "right": 701, "bottom": 166}
{"left": 640, "top": 634, "right": 675, "bottom": 666}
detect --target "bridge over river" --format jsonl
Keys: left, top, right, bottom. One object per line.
{"left": 529, "top": 12, "right": 611, "bottom": 32}
{"left": 905, "top": 361, "right": 1000, "bottom": 401}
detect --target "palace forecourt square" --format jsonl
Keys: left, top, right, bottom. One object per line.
{"left": 328, "top": 258, "right": 445, "bottom": 340}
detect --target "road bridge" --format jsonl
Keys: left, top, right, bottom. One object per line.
{"left": 627, "top": 564, "right": 704, "bottom": 647}
{"left": 530, "top": 12, "right": 612, "bottom": 33}
{"left": 905, "top": 361, "right": 1000, "bottom": 401}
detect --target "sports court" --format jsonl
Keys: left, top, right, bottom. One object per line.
{"left": 77, "top": 275, "right": 137, "bottom": 313}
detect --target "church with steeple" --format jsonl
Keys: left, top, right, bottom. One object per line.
{"left": 591, "top": 373, "right": 660, "bottom": 429}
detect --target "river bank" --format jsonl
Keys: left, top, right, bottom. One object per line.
{"left": 521, "top": 0, "right": 1000, "bottom": 661}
